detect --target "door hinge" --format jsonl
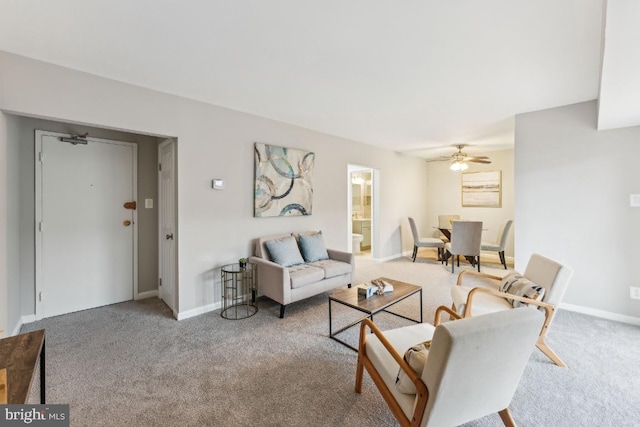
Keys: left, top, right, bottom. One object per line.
{"left": 39, "top": 152, "right": 44, "bottom": 162}
{"left": 158, "top": 163, "right": 162, "bottom": 171}
{"left": 159, "top": 278, "right": 162, "bottom": 287}
{"left": 38, "top": 222, "right": 43, "bottom": 232}
{"left": 39, "top": 292, "right": 43, "bottom": 302}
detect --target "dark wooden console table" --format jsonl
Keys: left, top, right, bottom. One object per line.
{"left": 0, "top": 329, "right": 46, "bottom": 403}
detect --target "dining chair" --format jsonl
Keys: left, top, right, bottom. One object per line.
{"left": 444, "top": 221, "right": 483, "bottom": 273}
{"left": 355, "top": 305, "right": 545, "bottom": 426}
{"left": 450, "top": 253, "right": 574, "bottom": 367}
{"left": 437, "top": 214, "right": 460, "bottom": 243}
{"left": 481, "top": 220, "right": 513, "bottom": 269}
{"left": 408, "top": 217, "right": 444, "bottom": 262}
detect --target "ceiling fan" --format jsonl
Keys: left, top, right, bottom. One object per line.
{"left": 426, "top": 144, "right": 492, "bottom": 171}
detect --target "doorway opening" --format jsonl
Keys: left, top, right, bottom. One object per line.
{"left": 347, "top": 165, "right": 379, "bottom": 260}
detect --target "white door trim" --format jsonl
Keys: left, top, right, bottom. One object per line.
{"left": 34, "top": 130, "right": 139, "bottom": 320}
{"left": 346, "top": 165, "right": 379, "bottom": 259}
{"left": 158, "top": 138, "right": 178, "bottom": 317}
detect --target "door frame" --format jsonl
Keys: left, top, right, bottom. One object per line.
{"left": 34, "top": 130, "right": 139, "bottom": 320}
{"left": 158, "top": 138, "right": 178, "bottom": 317}
{"left": 347, "top": 165, "right": 380, "bottom": 259}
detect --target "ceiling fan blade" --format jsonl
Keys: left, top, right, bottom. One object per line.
{"left": 426, "top": 156, "right": 453, "bottom": 162}
{"left": 467, "top": 158, "right": 492, "bottom": 164}
{"left": 463, "top": 155, "right": 490, "bottom": 160}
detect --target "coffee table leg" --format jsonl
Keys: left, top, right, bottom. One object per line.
{"left": 419, "top": 288, "right": 423, "bottom": 323}
{"left": 329, "top": 299, "right": 333, "bottom": 338}
{"left": 40, "top": 337, "right": 45, "bottom": 404}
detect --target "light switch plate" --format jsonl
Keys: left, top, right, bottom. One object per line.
{"left": 145, "top": 199, "right": 153, "bottom": 209}
{"left": 212, "top": 179, "right": 224, "bottom": 190}
{"left": 630, "top": 194, "right": 640, "bottom": 207}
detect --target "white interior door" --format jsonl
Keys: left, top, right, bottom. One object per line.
{"left": 159, "top": 139, "right": 176, "bottom": 313}
{"left": 36, "top": 131, "right": 137, "bottom": 318}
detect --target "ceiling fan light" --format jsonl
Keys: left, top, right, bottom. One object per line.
{"left": 460, "top": 162, "right": 469, "bottom": 171}
{"left": 450, "top": 161, "right": 468, "bottom": 171}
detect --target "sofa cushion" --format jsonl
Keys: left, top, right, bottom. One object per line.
{"left": 265, "top": 236, "right": 305, "bottom": 267}
{"left": 299, "top": 231, "right": 330, "bottom": 262}
{"left": 499, "top": 272, "right": 545, "bottom": 308}
{"left": 288, "top": 264, "right": 326, "bottom": 289}
{"left": 308, "top": 259, "right": 351, "bottom": 279}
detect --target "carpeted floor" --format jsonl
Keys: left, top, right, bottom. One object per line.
{"left": 22, "top": 251, "right": 640, "bottom": 426}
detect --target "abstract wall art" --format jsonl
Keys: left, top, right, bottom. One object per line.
{"left": 461, "top": 170, "right": 502, "bottom": 207}
{"left": 254, "top": 143, "right": 315, "bottom": 217}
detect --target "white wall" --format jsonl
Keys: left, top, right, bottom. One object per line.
{"left": 516, "top": 100, "right": 640, "bottom": 321}
{"left": 424, "top": 149, "right": 515, "bottom": 258}
{"left": 0, "top": 51, "right": 429, "bottom": 323}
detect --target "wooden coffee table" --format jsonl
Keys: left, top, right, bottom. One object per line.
{"left": 329, "top": 277, "right": 423, "bottom": 351}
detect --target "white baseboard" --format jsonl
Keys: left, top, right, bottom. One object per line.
{"left": 560, "top": 303, "right": 640, "bottom": 326}
{"left": 176, "top": 302, "right": 221, "bottom": 321}
{"left": 135, "top": 290, "right": 158, "bottom": 300}
{"left": 10, "top": 314, "right": 37, "bottom": 336}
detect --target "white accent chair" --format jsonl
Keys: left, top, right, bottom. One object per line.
{"left": 408, "top": 217, "right": 444, "bottom": 263}
{"left": 355, "top": 305, "right": 546, "bottom": 426}
{"left": 481, "top": 220, "right": 513, "bottom": 269}
{"left": 444, "top": 221, "right": 483, "bottom": 273}
{"left": 451, "top": 253, "right": 573, "bottom": 367}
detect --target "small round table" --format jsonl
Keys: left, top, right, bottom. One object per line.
{"left": 220, "top": 262, "right": 258, "bottom": 319}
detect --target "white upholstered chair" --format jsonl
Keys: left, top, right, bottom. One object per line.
{"left": 444, "top": 221, "right": 483, "bottom": 273}
{"left": 481, "top": 220, "right": 513, "bottom": 269}
{"left": 451, "top": 253, "right": 573, "bottom": 367}
{"left": 408, "top": 217, "right": 444, "bottom": 263}
{"left": 355, "top": 305, "right": 546, "bottom": 426}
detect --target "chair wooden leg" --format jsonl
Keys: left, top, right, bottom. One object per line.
{"left": 498, "top": 408, "right": 516, "bottom": 427}
{"left": 477, "top": 255, "right": 480, "bottom": 272}
{"left": 279, "top": 304, "right": 286, "bottom": 319}
{"left": 412, "top": 245, "right": 418, "bottom": 262}
{"left": 355, "top": 354, "right": 364, "bottom": 393}
{"left": 536, "top": 338, "right": 567, "bottom": 368}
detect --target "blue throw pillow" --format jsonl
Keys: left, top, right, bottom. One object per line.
{"left": 265, "top": 236, "right": 305, "bottom": 267}
{"left": 299, "top": 231, "right": 329, "bottom": 263}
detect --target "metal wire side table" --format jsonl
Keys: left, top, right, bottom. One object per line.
{"left": 221, "top": 262, "right": 258, "bottom": 319}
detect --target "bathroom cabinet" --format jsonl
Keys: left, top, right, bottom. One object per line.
{"left": 352, "top": 219, "right": 371, "bottom": 250}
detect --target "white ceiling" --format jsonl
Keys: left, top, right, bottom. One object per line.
{"left": 0, "top": 0, "right": 615, "bottom": 157}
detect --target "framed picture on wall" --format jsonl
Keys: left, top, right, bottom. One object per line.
{"left": 461, "top": 170, "right": 502, "bottom": 207}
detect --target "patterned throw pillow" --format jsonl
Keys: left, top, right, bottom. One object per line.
{"left": 264, "top": 236, "right": 305, "bottom": 267}
{"left": 395, "top": 342, "right": 430, "bottom": 395}
{"left": 299, "top": 231, "right": 329, "bottom": 262}
{"left": 499, "top": 272, "right": 546, "bottom": 308}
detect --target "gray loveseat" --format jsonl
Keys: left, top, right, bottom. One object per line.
{"left": 249, "top": 231, "right": 354, "bottom": 318}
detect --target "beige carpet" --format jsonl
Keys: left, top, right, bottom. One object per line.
{"left": 21, "top": 250, "right": 640, "bottom": 426}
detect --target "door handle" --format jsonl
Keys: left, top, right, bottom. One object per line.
{"left": 123, "top": 220, "right": 131, "bottom": 227}
{"left": 166, "top": 233, "right": 174, "bottom": 240}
